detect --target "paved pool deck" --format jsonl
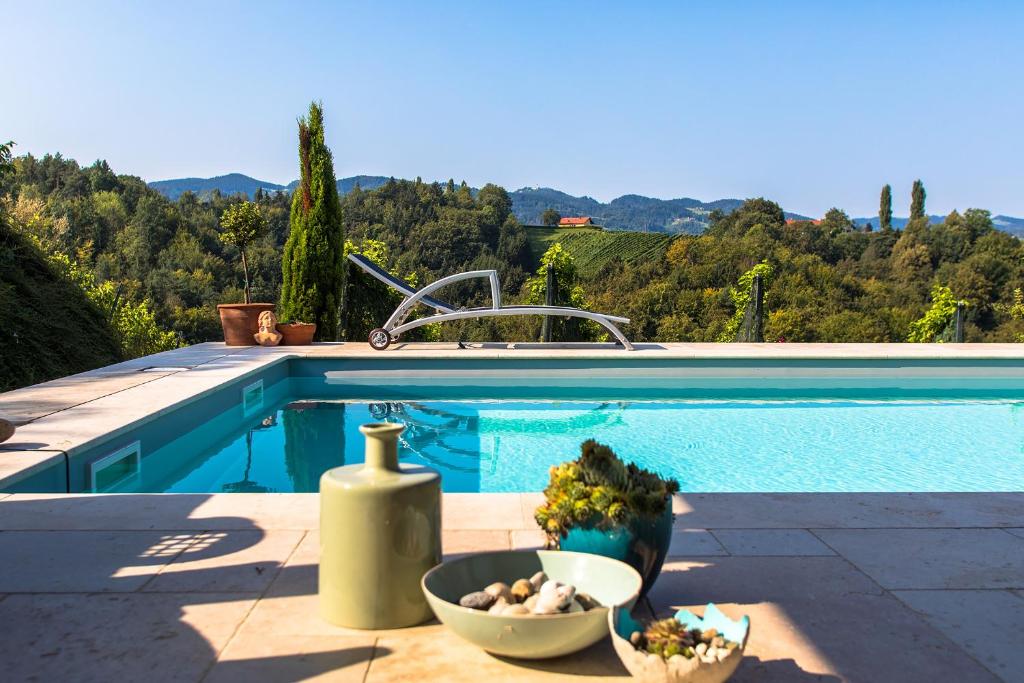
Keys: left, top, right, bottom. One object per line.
{"left": 1, "top": 343, "right": 1023, "bottom": 681}
{"left": 0, "top": 491, "right": 1022, "bottom": 682}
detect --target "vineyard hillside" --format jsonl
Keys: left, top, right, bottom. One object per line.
{"left": 525, "top": 227, "right": 672, "bottom": 279}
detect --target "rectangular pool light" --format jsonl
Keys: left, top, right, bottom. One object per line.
{"left": 242, "top": 379, "right": 264, "bottom": 416}
{"left": 88, "top": 441, "right": 142, "bottom": 492}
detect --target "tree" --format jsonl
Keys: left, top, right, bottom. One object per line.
{"left": 219, "top": 201, "right": 267, "bottom": 304}
{"left": 908, "top": 284, "right": 960, "bottom": 342}
{"left": 0, "top": 141, "right": 15, "bottom": 179}
{"left": 280, "top": 102, "right": 345, "bottom": 339}
{"left": 525, "top": 243, "right": 601, "bottom": 341}
{"left": 718, "top": 260, "right": 773, "bottom": 342}
{"left": 541, "top": 208, "right": 561, "bottom": 227}
{"left": 879, "top": 184, "right": 892, "bottom": 231}
{"left": 821, "top": 207, "right": 854, "bottom": 233}
{"left": 477, "top": 184, "right": 513, "bottom": 219}
{"left": 910, "top": 179, "right": 926, "bottom": 220}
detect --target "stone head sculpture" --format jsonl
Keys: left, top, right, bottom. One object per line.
{"left": 254, "top": 310, "right": 283, "bottom": 346}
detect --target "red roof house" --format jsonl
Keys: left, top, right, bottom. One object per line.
{"left": 559, "top": 216, "right": 594, "bottom": 227}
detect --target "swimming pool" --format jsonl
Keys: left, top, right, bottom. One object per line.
{"left": 97, "top": 375, "right": 1024, "bottom": 493}
{"left": 9, "top": 353, "right": 1024, "bottom": 494}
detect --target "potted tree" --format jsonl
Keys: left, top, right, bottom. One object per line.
{"left": 534, "top": 440, "right": 679, "bottom": 596}
{"left": 216, "top": 201, "right": 275, "bottom": 345}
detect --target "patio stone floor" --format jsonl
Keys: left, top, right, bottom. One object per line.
{"left": 0, "top": 492, "right": 1022, "bottom": 682}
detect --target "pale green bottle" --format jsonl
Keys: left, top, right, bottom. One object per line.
{"left": 319, "top": 422, "right": 441, "bottom": 629}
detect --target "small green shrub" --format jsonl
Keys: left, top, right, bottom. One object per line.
{"left": 534, "top": 439, "right": 679, "bottom": 542}
{"left": 718, "top": 260, "right": 773, "bottom": 342}
{"left": 908, "top": 284, "right": 961, "bottom": 342}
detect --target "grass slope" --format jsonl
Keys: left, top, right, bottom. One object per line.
{"left": 525, "top": 227, "right": 672, "bottom": 279}
{"left": 0, "top": 220, "right": 122, "bottom": 392}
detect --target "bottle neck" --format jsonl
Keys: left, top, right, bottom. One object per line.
{"left": 360, "top": 423, "right": 404, "bottom": 471}
{"left": 365, "top": 440, "right": 399, "bottom": 471}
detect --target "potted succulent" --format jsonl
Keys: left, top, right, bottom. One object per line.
{"left": 216, "top": 201, "right": 275, "bottom": 345}
{"left": 276, "top": 319, "right": 317, "bottom": 346}
{"left": 535, "top": 440, "right": 679, "bottom": 596}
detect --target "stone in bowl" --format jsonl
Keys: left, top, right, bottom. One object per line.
{"left": 421, "top": 549, "right": 642, "bottom": 659}
{"left": 609, "top": 603, "right": 750, "bottom": 682}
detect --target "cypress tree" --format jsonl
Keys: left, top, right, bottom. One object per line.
{"left": 280, "top": 102, "right": 345, "bottom": 340}
{"left": 910, "top": 179, "right": 926, "bottom": 220}
{"left": 879, "top": 184, "right": 892, "bottom": 231}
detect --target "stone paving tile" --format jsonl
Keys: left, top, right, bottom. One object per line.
{"left": 237, "top": 532, "right": 440, "bottom": 640}
{"left": 0, "top": 493, "right": 317, "bottom": 530}
{"left": 510, "top": 528, "right": 547, "bottom": 550}
{"left": 0, "top": 530, "right": 201, "bottom": 592}
{"left": 444, "top": 529, "right": 511, "bottom": 556}
{"left": 669, "top": 528, "right": 728, "bottom": 556}
{"left": 520, "top": 492, "right": 544, "bottom": 528}
{"left": 443, "top": 493, "right": 524, "bottom": 530}
{"left": 187, "top": 493, "right": 319, "bottom": 530}
{"left": 2, "top": 353, "right": 282, "bottom": 454}
{"left": 367, "top": 627, "right": 633, "bottom": 682}
{"left": 0, "top": 370, "right": 178, "bottom": 426}
{"left": 0, "top": 592, "right": 256, "bottom": 683}
{"left": 1004, "top": 528, "right": 1024, "bottom": 540}
{"left": 205, "top": 634, "right": 377, "bottom": 683}
{"left": 892, "top": 589, "right": 1024, "bottom": 682}
{"left": 647, "top": 557, "right": 1000, "bottom": 682}
{"left": 672, "top": 492, "right": 1024, "bottom": 529}
{"left": 814, "top": 528, "right": 1024, "bottom": 590}
{"left": 143, "top": 530, "right": 304, "bottom": 593}
{"left": 0, "top": 449, "right": 65, "bottom": 488}
{"left": 711, "top": 529, "right": 835, "bottom": 556}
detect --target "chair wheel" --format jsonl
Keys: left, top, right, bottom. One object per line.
{"left": 368, "top": 328, "right": 392, "bottom": 350}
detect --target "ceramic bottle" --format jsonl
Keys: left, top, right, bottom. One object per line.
{"left": 319, "top": 422, "right": 441, "bottom": 628}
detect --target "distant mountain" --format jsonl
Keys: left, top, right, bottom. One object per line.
{"left": 148, "top": 173, "right": 289, "bottom": 200}
{"left": 851, "top": 214, "right": 1024, "bottom": 235}
{"left": 509, "top": 188, "right": 719, "bottom": 234}
{"left": 851, "top": 215, "right": 945, "bottom": 230}
{"left": 283, "top": 175, "right": 391, "bottom": 196}
{"left": 508, "top": 187, "right": 812, "bottom": 234}
{"left": 147, "top": 173, "right": 1022, "bottom": 237}
{"left": 993, "top": 215, "right": 1024, "bottom": 238}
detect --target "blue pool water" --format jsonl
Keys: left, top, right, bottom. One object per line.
{"left": 116, "top": 395, "right": 1024, "bottom": 493}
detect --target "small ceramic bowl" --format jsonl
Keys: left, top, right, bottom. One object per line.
{"left": 609, "top": 603, "right": 750, "bottom": 682}
{"left": 421, "top": 549, "right": 642, "bottom": 659}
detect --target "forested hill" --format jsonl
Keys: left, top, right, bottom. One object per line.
{"left": 149, "top": 173, "right": 290, "bottom": 200}
{"left": 7, "top": 152, "right": 1024, "bottom": 361}
{"left": 149, "top": 173, "right": 1024, "bottom": 237}
{"left": 508, "top": 187, "right": 752, "bottom": 234}
{"left": 147, "top": 174, "right": 787, "bottom": 233}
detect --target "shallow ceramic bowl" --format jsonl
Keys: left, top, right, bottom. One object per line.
{"left": 421, "top": 549, "right": 642, "bottom": 659}
{"left": 609, "top": 603, "right": 750, "bottom": 682}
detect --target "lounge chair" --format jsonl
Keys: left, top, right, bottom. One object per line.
{"left": 347, "top": 253, "right": 633, "bottom": 350}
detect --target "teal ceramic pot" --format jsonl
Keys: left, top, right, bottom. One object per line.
{"left": 559, "top": 503, "right": 672, "bottom": 596}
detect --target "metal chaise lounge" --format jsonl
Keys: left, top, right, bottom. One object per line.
{"left": 348, "top": 253, "right": 633, "bottom": 350}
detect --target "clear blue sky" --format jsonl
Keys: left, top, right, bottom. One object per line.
{"left": 5, "top": 0, "right": 1023, "bottom": 217}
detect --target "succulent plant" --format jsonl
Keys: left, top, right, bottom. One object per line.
{"left": 534, "top": 439, "right": 679, "bottom": 542}
{"left": 643, "top": 617, "right": 696, "bottom": 659}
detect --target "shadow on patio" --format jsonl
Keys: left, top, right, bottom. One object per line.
{"left": 0, "top": 494, "right": 388, "bottom": 682}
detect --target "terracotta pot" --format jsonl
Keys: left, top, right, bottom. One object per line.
{"left": 277, "top": 322, "right": 317, "bottom": 346}
{"left": 217, "top": 303, "right": 275, "bottom": 346}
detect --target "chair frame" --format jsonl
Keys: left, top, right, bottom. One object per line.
{"left": 349, "top": 254, "right": 633, "bottom": 350}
